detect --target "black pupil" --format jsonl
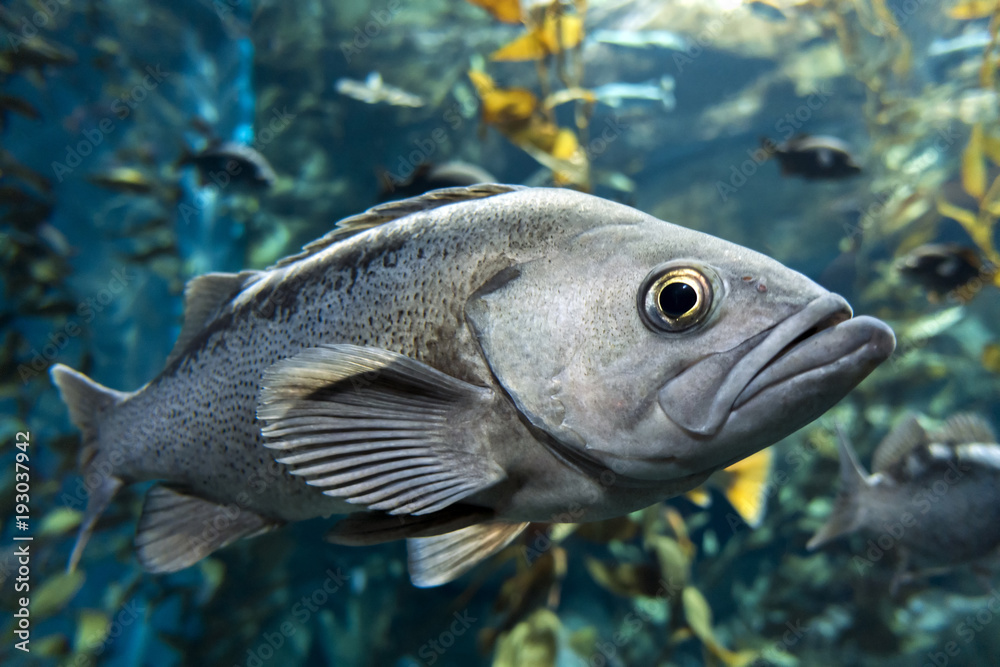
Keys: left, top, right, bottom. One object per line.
{"left": 658, "top": 282, "right": 697, "bottom": 318}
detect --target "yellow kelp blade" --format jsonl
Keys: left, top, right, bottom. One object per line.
{"left": 511, "top": 120, "right": 590, "bottom": 187}
{"left": 962, "top": 123, "right": 987, "bottom": 200}
{"left": 493, "top": 609, "right": 561, "bottom": 667}
{"left": 74, "top": 609, "right": 112, "bottom": 654}
{"left": 983, "top": 342, "right": 1000, "bottom": 373}
{"left": 538, "top": 13, "right": 584, "bottom": 52}
{"left": 936, "top": 197, "right": 1000, "bottom": 266}
{"left": 491, "top": 30, "right": 549, "bottom": 61}
{"left": 982, "top": 172, "right": 1000, "bottom": 217}
{"left": 682, "top": 587, "right": 759, "bottom": 667}
{"left": 466, "top": 0, "right": 523, "bottom": 23}
{"left": 468, "top": 70, "right": 538, "bottom": 125}
{"left": 982, "top": 134, "right": 1000, "bottom": 165}
{"left": 685, "top": 448, "right": 773, "bottom": 528}
{"left": 468, "top": 70, "right": 589, "bottom": 187}
{"left": 585, "top": 558, "right": 663, "bottom": 598}
{"left": 491, "top": 14, "right": 584, "bottom": 61}
{"left": 947, "top": 0, "right": 1000, "bottom": 19}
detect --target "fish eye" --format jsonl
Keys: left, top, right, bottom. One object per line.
{"left": 638, "top": 264, "right": 715, "bottom": 333}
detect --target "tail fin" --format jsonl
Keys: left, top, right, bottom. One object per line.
{"left": 807, "top": 424, "right": 871, "bottom": 550}
{"left": 50, "top": 364, "right": 128, "bottom": 572}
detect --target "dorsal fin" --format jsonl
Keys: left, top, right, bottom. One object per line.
{"left": 270, "top": 183, "right": 520, "bottom": 269}
{"left": 872, "top": 413, "right": 927, "bottom": 473}
{"left": 166, "top": 271, "right": 257, "bottom": 365}
{"left": 933, "top": 413, "right": 997, "bottom": 445}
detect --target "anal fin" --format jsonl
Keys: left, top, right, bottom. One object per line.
{"left": 407, "top": 521, "right": 529, "bottom": 588}
{"left": 135, "top": 485, "right": 281, "bottom": 573}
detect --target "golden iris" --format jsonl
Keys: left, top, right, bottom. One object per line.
{"left": 639, "top": 266, "right": 714, "bottom": 333}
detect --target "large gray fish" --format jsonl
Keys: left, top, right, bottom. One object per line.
{"left": 51, "top": 185, "right": 894, "bottom": 586}
{"left": 808, "top": 413, "right": 1000, "bottom": 575}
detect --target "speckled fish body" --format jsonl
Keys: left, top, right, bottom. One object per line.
{"left": 809, "top": 414, "right": 1000, "bottom": 568}
{"left": 52, "top": 184, "right": 894, "bottom": 586}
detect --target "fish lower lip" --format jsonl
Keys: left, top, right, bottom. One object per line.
{"left": 733, "top": 314, "right": 893, "bottom": 409}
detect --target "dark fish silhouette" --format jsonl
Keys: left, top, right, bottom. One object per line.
{"left": 378, "top": 161, "right": 496, "bottom": 202}
{"left": 764, "top": 135, "right": 861, "bottom": 179}
{"left": 179, "top": 141, "right": 277, "bottom": 190}
{"left": 896, "top": 243, "right": 986, "bottom": 299}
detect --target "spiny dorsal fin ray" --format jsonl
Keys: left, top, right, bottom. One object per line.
{"left": 269, "top": 184, "right": 521, "bottom": 269}
{"left": 166, "top": 271, "right": 258, "bottom": 365}
{"left": 872, "top": 413, "right": 927, "bottom": 474}
{"left": 407, "top": 521, "right": 529, "bottom": 588}
{"left": 933, "top": 413, "right": 997, "bottom": 445}
{"left": 136, "top": 485, "right": 280, "bottom": 573}
{"left": 257, "top": 344, "right": 506, "bottom": 516}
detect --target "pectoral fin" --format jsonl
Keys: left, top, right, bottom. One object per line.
{"left": 136, "top": 485, "right": 280, "bottom": 573}
{"left": 258, "top": 344, "right": 506, "bottom": 516}
{"left": 407, "top": 521, "right": 529, "bottom": 587}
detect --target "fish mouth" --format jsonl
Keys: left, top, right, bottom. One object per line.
{"left": 731, "top": 308, "right": 872, "bottom": 410}
{"left": 658, "top": 293, "right": 892, "bottom": 436}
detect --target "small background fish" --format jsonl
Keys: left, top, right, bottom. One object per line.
{"left": 809, "top": 414, "right": 1000, "bottom": 590}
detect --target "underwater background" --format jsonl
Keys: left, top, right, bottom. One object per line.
{"left": 2, "top": 0, "right": 1000, "bottom": 665}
